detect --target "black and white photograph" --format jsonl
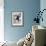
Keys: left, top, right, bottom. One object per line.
{"left": 12, "top": 11, "right": 24, "bottom": 26}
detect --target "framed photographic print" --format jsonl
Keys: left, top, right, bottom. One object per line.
{"left": 12, "top": 11, "right": 24, "bottom": 26}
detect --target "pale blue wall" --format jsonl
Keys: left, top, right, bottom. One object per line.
{"left": 40, "top": 0, "right": 46, "bottom": 27}
{"left": 4, "top": 0, "right": 40, "bottom": 42}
